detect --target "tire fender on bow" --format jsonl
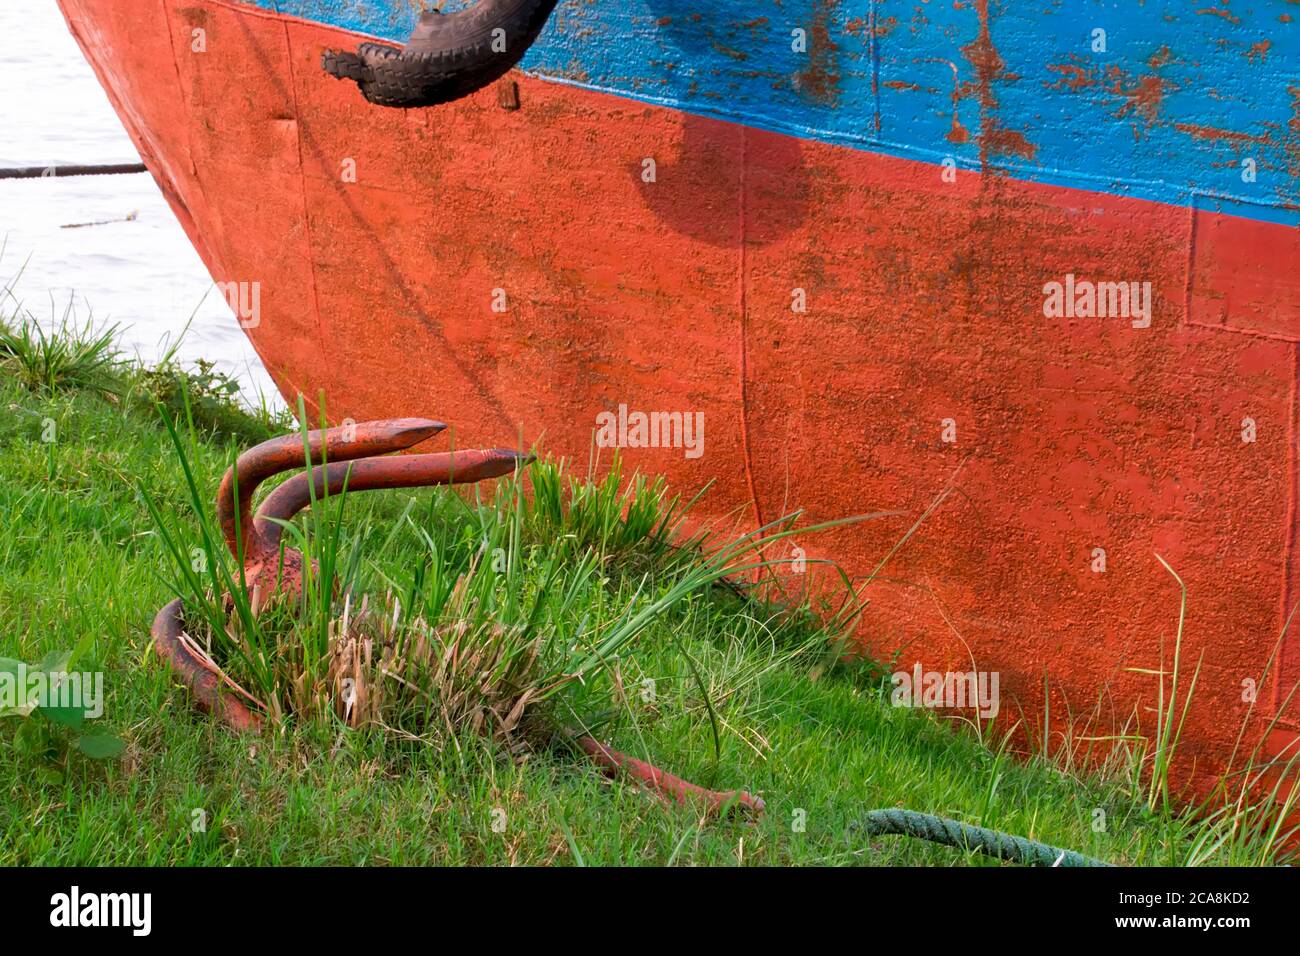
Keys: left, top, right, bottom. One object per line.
{"left": 322, "top": 0, "right": 560, "bottom": 108}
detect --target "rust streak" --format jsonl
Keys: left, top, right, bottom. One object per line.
{"left": 959, "top": 0, "right": 1036, "bottom": 165}
{"left": 1175, "top": 122, "right": 1273, "bottom": 146}
{"left": 1046, "top": 62, "right": 1096, "bottom": 91}
{"left": 1286, "top": 86, "right": 1300, "bottom": 208}
{"left": 1112, "top": 72, "right": 1168, "bottom": 126}
{"left": 1195, "top": 6, "right": 1242, "bottom": 25}
{"left": 796, "top": 0, "right": 842, "bottom": 106}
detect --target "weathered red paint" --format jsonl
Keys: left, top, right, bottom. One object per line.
{"left": 61, "top": 0, "right": 1300, "bottom": 784}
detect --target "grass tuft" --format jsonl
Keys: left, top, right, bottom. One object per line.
{"left": 0, "top": 304, "right": 121, "bottom": 398}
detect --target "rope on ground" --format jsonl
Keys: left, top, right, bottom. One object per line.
{"left": 854, "top": 808, "right": 1113, "bottom": 867}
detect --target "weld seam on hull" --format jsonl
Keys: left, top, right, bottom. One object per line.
{"left": 1280, "top": 347, "right": 1300, "bottom": 715}
{"left": 736, "top": 124, "right": 764, "bottom": 546}
{"left": 280, "top": 18, "right": 328, "bottom": 349}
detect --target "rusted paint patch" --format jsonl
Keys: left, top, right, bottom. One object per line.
{"left": 1108, "top": 62, "right": 1175, "bottom": 139}
{"left": 796, "top": 0, "right": 842, "bottom": 106}
{"left": 846, "top": 13, "right": 897, "bottom": 38}
{"left": 980, "top": 126, "right": 1036, "bottom": 161}
{"left": 1195, "top": 5, "right": 1242, "bottom": 25}
{"left": 1246, "top": 39, "right": 1272, "bottom": 62}
{"left": 1175, "top": 122, "right": 1273, "bottom": 146}
{"left": 1286, "top": 85, "right": 1300, "bottom": 208}
{"left": 1046, "top": 60, "right": 1097, "bottom": 92}
{"left": 959, "top": 0, "right": 1037, "bottom": 165}
{"left": 711, "top": 42, "right": 747, "bottom": 62}
{"left": 1048, "top": 52, "right": 1176, "bottom": 142}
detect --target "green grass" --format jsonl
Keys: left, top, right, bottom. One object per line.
{"left": 0, "top": 339, "right": 1295, "bottom": 865}
{"left": 0, "top": 300, "right": 290, "bottom": 444}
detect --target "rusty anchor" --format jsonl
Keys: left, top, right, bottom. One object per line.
{"left": 152, "top": 417, "right": 764, "bottom": 818}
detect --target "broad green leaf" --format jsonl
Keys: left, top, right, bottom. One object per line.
{"left": 32, "top": 667, "right": 91, "bottom": 729}
{"left": 0, "top": 658, "right": 36, "bottom": 716}
{"left": 39, "top": 705, "right": 85, "bottom": 731}
{"left": 37, "top": 686, "right": 85, "bottom": 733}
{"left": 37, "top": 649, "right": 71, "bottom": 674}
{"left": 77, "top": 734, "right": 125, "bottom": 760}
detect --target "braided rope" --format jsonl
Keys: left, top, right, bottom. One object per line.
{"left": 855, "top": 809, "right": 1112, "bottom": 867}
{"left": 0, "top": 163, "right": 147, "bottom": 179}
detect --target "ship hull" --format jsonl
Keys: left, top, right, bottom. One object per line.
{"left": 58, "top": 0, "right": 1300, "bottom": 775}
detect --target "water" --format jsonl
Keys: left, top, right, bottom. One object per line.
{"left": 0, "top": 0, "right": 277, "bottom": 404}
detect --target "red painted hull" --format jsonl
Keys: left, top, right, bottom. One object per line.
{"left": 59, "top": 0, "right": 1300, "bottom": 779}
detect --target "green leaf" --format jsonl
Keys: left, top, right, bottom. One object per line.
{"left": 0, "top": 658, "right": 31, "bottom": 717}
{"left": 77, "top": 734, "right": 125, "bottom": 760}
{"left": 36, "top": 649, "right": 71, "bottom": 674}
{"left": 39, "top": 704, "right": 85, "bottom": 731}
{"left": 36, "top": 766, "right": 64, "bottom": 786}
{"left": 33, "top": 669, "right": 87, "bottom": 729}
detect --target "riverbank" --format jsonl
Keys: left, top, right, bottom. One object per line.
{"left": 1, "top": 0, "right": 275, "bottom": 400}
{"left": 0, "top": 321, "right": 1292, "bottom": 865}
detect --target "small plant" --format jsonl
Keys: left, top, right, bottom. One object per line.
{"left": 0, "top": 637, "right": 125, "bottom": 784}
{"left": 134, "top": 357, "right": 290, "bottom": 445}
{"left": 527, "top": 456, "right": 696, "bottom": 573}
{"left": 0, "top": 305, "right": 122, "bottom": 398}
{"left": 1130, "top": 554, "right": 1202, "bottom": 813}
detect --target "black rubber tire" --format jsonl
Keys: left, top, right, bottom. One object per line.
{"left": 321, "top": 49, "right": 370, "bottom": 84}
{"left": 322, "top": 0, "right": 560, "bottom": 109}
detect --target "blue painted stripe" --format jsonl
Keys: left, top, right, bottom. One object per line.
{"left": 258, "top": 0, "right": 1300, "bottom": 227}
